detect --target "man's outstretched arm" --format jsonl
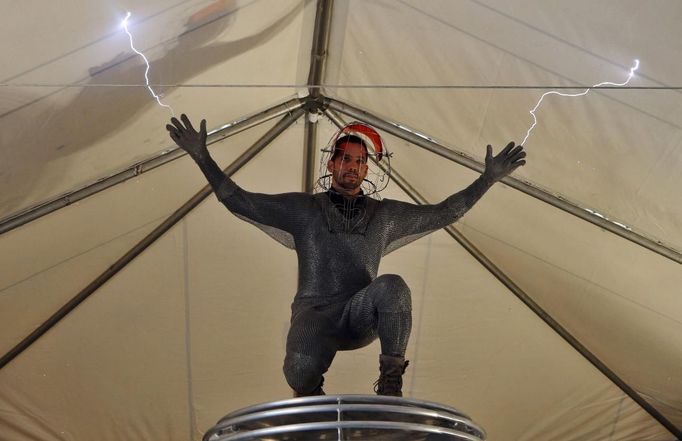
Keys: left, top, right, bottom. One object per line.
{"left": 166, "top": 114, "right": 305, "bottom": 235}
{"left": 167, "top": 114, "right": 229, "bottom": 194}
{"left": 446, "top": 141, "right": 526, "bottom": 214}
{"left": 383, "top": 142, "right": 526, "bottom": 248}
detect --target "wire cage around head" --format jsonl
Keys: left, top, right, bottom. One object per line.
{"left": 315, "top": 121, "right": 393, "bottom": 198}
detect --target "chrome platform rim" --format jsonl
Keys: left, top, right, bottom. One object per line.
{"left": 204, "top": 394, "right": 486, "bottom": 441}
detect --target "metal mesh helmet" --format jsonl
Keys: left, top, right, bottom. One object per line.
{"left": 316, "top": 122, "right": 392, "bottom": 197}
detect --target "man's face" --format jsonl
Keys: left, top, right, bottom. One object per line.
{"left": 327, "top": 142, "right": 369, "bottom": 195}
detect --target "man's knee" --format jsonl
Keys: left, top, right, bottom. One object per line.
{"left": 373, "top": 274, "right": 411, "bottom": 312}
{"left": 283, "top": 352, "right": 326, "bottom": 394}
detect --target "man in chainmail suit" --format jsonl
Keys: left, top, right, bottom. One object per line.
{"left": 167, "top": 114, "right": 526, "bottom": 397}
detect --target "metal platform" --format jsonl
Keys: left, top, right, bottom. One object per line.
{"left": 203, "top": 395, "right": 486, "bottom": 441}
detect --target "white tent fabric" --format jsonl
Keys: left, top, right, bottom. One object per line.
{"left": 1, "top": 1, "right": 680, "bottom": 440}
{"left": 0, "top": 0, "right": 310, "bottom": 218}
{"left": 326, "top": 0, "right": 682, "bottom": 251}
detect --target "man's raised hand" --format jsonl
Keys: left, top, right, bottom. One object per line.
{"left": 482, "top": 142, "right": 526, "bottom": 183}
{"left": 166, "top": 114, "right": 208, "bottom": 159}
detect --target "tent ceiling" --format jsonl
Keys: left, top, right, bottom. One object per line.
{"left": 0, "top": 0, "right": 310, "bottom": 219}
{"left": 0, "top": 121, "right": 672, "bottom": 440}
{"left": 0, "top": 121, "right": 277, "bottom": 356}
{"left": 1, "top": 0, "right": 680, "bottom": 440}
{"left": 326, "top": 0, "right": 682, "bottom": 252}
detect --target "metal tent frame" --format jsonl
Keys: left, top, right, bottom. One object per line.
{"left": 0, "top": 1, "right": 679, "bottom": 438}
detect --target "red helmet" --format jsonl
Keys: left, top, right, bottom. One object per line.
{"left": 340, "top": 123, "right": 384, "bottom": 161}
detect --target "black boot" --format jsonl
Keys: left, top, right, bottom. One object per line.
{"left": 374, "top": 354, "right": 409, "bottom": 397}
{"left": 293, "top": 376, "right": 325, "bottom": 397}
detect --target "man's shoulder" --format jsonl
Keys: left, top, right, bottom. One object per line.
{"left": 373, "top": 197, "right": 411, "bottom": 208}
{"left": 244, "top": 190, "right": 317, "bottom": 211}
{"left": 282, "top": 191, "right": 320, "bottom": 208}
{"left": 260, "top": 190, "right": 314, "bottom": 201}
{"left": 281, "top": 191, "right": 315, "bottom": 199}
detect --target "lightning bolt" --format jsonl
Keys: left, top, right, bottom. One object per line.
{"left": 521, "top": 59, "right": 639, "bottom": 145}
{"left": 122, "top": 12, "right": 174, "bottom": 116}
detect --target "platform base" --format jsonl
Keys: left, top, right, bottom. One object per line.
{"left": 203, "top": 395, "right": 486, "bottom": 441}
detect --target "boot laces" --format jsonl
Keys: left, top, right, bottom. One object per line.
{"left": 374, "top": 360, "right": 409, "bottom": 393}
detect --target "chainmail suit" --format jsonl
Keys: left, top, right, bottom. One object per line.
{"left": 208, "top": 169, "right": 493, "bottom": 395}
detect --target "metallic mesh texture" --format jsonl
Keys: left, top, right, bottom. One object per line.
{"left": 215, "top": 179, "right": 492, "bottom": 308}
{"left": 283, "top": 274, "right": 411, "bottom": 394}
{"left": 214, "top": 175, "right": 493, "bottom": 393}
{"left": 343, "top": 274, "right": 412, "bottom": 356}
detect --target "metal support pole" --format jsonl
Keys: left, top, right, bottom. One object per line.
{"left": 0, "top": 107, "right": 305, "bottom": 370}
{"left": 325, "top": 98, "right": 681, "bottom": 264}
{"left": 303, "top": 116, "right": 318, "bottom": 193}
{"left": 324, "top": 108, "right": 681, "bottom": 439}
{"left": 300, "top": 0, "right": 334, "bottom": 192}
{"left": 307, "top": 0, "right": 334, "bottom": 100}
{"left": 0, "top": 98, "right": 304, "bottom": 235}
